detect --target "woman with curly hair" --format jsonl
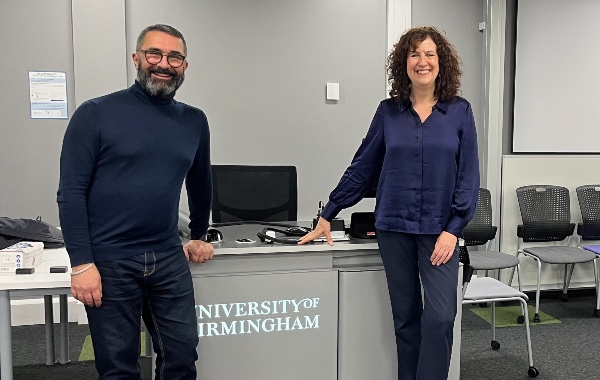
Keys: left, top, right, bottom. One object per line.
{"left": 300, "top": 26, "right": 479, "bottom": 379}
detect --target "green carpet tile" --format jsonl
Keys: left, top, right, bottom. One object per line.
{"left": 470, "top": 304, "right": 561, "bottom": 327}
{"left": 79, "top": 332, "right": 147, "bottom": 361}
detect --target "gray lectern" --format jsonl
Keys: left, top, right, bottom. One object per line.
{"left": 183, "top": 224, "right": 461, "bottom": 379}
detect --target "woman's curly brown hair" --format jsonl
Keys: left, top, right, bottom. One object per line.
{"left": 387, "top": 26, "right": 462, "bottom": 103}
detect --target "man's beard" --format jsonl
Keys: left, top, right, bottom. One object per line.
{"left": 137, "top": 65, "right": 184, "bottom": 98}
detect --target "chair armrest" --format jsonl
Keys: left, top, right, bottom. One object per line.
{"left": 516, "top": 224, "right": 524, "bottom": 238}
{"left": 517, "top": 223, "right": 575, "bottom": 241}
{"left": 462, "top": 264, "right": 475, "bottom": 287}
{"left": 577, "top": 222, "right": 600, "bottom": 240}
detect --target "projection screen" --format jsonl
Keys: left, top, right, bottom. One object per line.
{"left": 513, "top": 0, "right": 600, "bottom": 153}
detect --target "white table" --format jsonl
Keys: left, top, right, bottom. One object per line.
{"left": 0, "top": 247, "right": 71, "bottom": 380}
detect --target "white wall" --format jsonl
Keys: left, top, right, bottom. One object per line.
{"left": 0, "top": 0, "right": 490, "bottom": 226}
{"left": 124, "top": 0, "right": 388, "bottom": 222}
{"left": 0, "top": 0, "right": 75, "bottom": 225}
{"left": 72, "top": 0, "right": 127, "bottom": 106}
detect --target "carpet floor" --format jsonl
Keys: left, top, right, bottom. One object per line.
{"left": 4, "top": 291, "right": 600, "bottom": 379}
{"left": 461, "top": 290, "right": 600, "bottom": 380}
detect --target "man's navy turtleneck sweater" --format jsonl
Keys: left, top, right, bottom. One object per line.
{"left": 57, "top": 81, "right": 211, "bottom": 267}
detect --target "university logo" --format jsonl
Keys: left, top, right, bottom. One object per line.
{"left": 196, "top": 297, "right": 321, "bottom": 337}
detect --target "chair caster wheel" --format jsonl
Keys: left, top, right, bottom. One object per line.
{"left": 533, "top": 313, "right": 540, "bottom": 322}
{"left": 528, "top": 366, "right": 540, "bottom": 378}
{"left": 594, "top": 309, "right": 600, "bottom": 318}
{"left": 561, "top": 293, "right": 568, "bottom": 302}
{"left": 491, "top": 340, "right": 500, "bottom": 350}
{"left": 517, "top": 315, "right": 525, "bottom": 324}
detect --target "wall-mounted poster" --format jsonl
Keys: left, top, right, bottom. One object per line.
{"left": 29, "top": 71, "right": 68, "bottom": 119}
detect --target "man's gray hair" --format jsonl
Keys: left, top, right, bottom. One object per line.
{"left": 136, "top": 24, "right": 187, "bottom": 55}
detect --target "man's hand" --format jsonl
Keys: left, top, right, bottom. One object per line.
{"left": 71, "top": 264, "right": 102, "bottom": 307}
{"left": 431, "top": 231, "right": 458, "bottom": 266}
{"left": 184, "top": 239, "right": 215, "bottom": 263}
{"left": 298, "top": 218, "right": 333, "bottom": 246}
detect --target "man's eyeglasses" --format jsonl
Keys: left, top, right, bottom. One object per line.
{"left": 138, "top": 50, "right": 186, "bottom": 68}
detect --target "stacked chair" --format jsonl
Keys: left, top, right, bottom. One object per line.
{"left": 575, "top": 185, "right": 600, "bottom": 317}
{"left": 513, "top": 185, "right": 597, "bottom": 322}
{"left": 460, "top": 188, "right": 539, "bottom": 378}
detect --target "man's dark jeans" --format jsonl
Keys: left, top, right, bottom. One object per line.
{"left": 86, "top": 244, "right": 198, "bottom": 380}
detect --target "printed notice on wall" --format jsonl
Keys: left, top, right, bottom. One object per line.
{"left": 29, "top": 71, "right": 68, "bottom": 119}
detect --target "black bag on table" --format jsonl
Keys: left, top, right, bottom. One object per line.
{"left": 347, "top": 212, "right": 377, "bottom": 239}
{"left": 0, "top": 216, "right": 64, "bottom": 250}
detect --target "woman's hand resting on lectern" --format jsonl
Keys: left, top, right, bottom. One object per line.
{"left": 298, "top": 218, "right": 334, "bottom": 246}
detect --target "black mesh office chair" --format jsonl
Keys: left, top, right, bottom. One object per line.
{"left": 462, "top": 188, "right": 522, "bottom": 286}
{"left": 576, "top": 185, "right": 600, "bottom": 242}
{"left": 575, "top": 185, "right": 600, "bottom": 317}
{"left": 460, "top": 243, "right": 539, "bottom": 378}
{"left": 513, "top": 185, "right": 597, "bottom": 322}
{"left": 211, "top": 165, "right": 298, "bottom": 223}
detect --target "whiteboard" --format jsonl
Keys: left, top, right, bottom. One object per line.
{"left": 513, "top": 0, "right": 600, "bottom": 153}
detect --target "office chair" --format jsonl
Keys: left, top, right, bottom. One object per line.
{"left": 575, "top": 185, "right": 600, "bottom": 317}
{"left": 460, "top": 244, "right": 539, "bottom": 378}
{"left": 463, "top": 188, "right": 522, "bottom": 285}
{"left": 211, "top": 165, "right": 298, "bottom": 223}
{"left": 513, "top": 185, "right": 597, "bottom": 322}
{"left": 462, "top": 188, "right": 524, "bottom": 319}
{"left": 576, "top": 185, "right": 600, "bottom": 243}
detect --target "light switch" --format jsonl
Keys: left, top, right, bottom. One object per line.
{"left": 326, "top": 82, "right": 339, "bottom": 101}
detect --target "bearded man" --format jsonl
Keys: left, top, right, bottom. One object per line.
{"left": 57, "top": 24, "right": 213, "bottom": 379}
